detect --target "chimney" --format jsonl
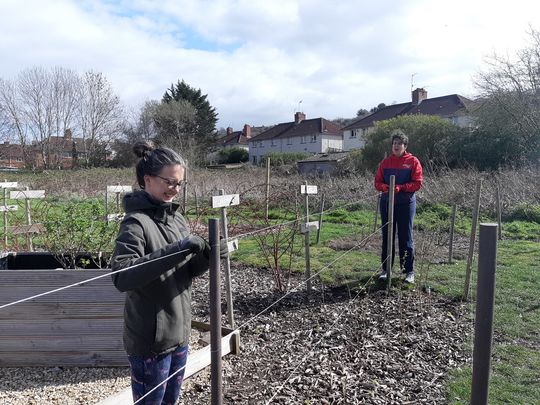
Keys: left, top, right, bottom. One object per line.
{"left": 226, "top": 127, "right": 233, "bottom": 136}
{"left": 412, "top": 88, "right": 427, "bottom": 105}
{"left": 294, "top": 111, "right": 306, "bottom": 124}
{"left": 243, "top": 124, "right": 252, "bottom": 139}
{"left": 64, "top": 128, "right": 73, "bottom": 140}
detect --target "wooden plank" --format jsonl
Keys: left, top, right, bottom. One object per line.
{"left": 0, "top": 269, "right": 114, "bottom": 284}
{"left": 107, "top": 185, "right": 132, "bottom": 193}
{"left": 0, "top": 319, "right": 123, "bottom": 336}
{"left": 0, "top": 351, "right": 129, "bottom": 367}
{"left": 0, "top": 182, "right": 18, "bottom": 188}
{"left": 10, "top": 190, "right": 45, "bottom": 199}
{"left": 0, "top": 302, "right": 124, "bottom": 319}
{"left": 9, "top": 223, "right": 45, "bottom": 235}
{"left": 0, "top": 204, "right": 17, "bottom": 212}
{"left": 0, "top": 335, "right": 124, "bottom": 351}
{"left": 211, "top": 194, "right": 240, "bottom": 208}
{"left": 300, "top": 184, "right": 318, "bottom": 194}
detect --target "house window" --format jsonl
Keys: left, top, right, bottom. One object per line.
{"left": 301, "top": 135, "right": 307, "bottom": 144}
{"left": 251, "top": 142, "right": 256, "bottom": 148}
{"left": 310, "top": 134, "right": 317, "bottom": 143}
{"left": 271, "top": 139, "right": 276, "bottom": 146}
{"left": 287, "top": 137, "right": 293, "bottom": 145}
{"left": 259, "top": 141, "right": 264, "bottom": 147}
{"left": 350, "top": 130, "right": 357, "bottom": 138}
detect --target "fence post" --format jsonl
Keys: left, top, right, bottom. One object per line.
{"left": 304, "top": 181, "right": 312, "bottom": 293}
{"left": 386, "top": 175, "right": 395, "bottom": 294}
{"left": 182, "top": 168, "right": 188, "bottom": 215}
{"left": 448, "top": 203, "right": 457, "bottom": 264}
{"left": 470, "top": 223, "right": 498, "bottom": 405}
{"left": 208, "top": 218, "right": 223, "bottom": 405}
{"left": 24, "top": 187, "right": 33, "bottom": 252}
{"left": 265, "top": 157, "right": 270, "bottom": 220}
{"left": 316, "top": 193, "right": 325, "bottom": 244}
{"left": 495, "top": 185, "right": 502, "bottom": 240}
{"left": 463, "top": 180, "right": 482, "bottom": 301}
{"left": 218, "top": 189, "right": 235, "bottom": 328}
{"left": 373, "top": 193, "right": 381, "bottom": 232}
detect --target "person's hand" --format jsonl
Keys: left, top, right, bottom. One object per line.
{"left": 381, "top": 184, "right": 389, "bottom": 193}
{"left": 394, "top": 185, "right": 402, "bottom": 193}
{"left": 179, "top": 235, "right": 206, "bottom": 254}
{"left": 219, "top": 238, "right": 229, "bottom": 259}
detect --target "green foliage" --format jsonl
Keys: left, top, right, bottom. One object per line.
{"left": 504, "top": 203, "right": 540, "bottom": 224}
{"left": 360, "top": 115, "right": 464, "bottom": 171}
{"left": 41, "top": 199, "right": 118, "bottom": 268}
{"left": 217, "top": 147, "right": 249, "bottom": 164}
{"left": 263, "top": 151, "right": 310, "bottom": 166}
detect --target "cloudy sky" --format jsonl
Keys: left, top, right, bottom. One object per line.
{"left": 1, "top": 0, "right": 539, "bottom": 130}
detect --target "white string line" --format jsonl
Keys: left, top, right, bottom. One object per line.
{"left": 230, "top": 191, "right": 382, "bottom": 242}
{"left": 232, "top": 222, "right": 387, "bottom": 334}
{"left": 265, "top": 283, "right": 369, "bottom": 404}
{"left": 143, "top": 222, "right": 388, "bottom": 404}
{"left": 0, "top": 248, "right": 192, "bottom": 310}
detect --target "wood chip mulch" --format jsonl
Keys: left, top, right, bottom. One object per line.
{"left": 183, "top": 265, "right": 472, "bottom": 404}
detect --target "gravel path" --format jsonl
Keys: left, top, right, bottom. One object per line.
{"left": 0, "top": 265, "right": 472, "bottom": 404}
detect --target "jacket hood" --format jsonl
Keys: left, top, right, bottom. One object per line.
{"left": 123, "top": 190, "right": 180, "bottom": 223}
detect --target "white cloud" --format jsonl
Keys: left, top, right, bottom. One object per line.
{"left": 1, "top": 0, "right": 539, "bottom": 129}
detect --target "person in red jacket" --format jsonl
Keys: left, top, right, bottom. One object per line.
{"left": 374, "top": 131, "right": 423, "bottom": 284}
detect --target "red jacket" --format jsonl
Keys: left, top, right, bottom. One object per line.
{"left": 374, "top": 152, "right": 423, "bottom": 205}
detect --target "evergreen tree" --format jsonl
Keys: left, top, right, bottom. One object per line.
{"left": 163, "top": 80, "right": 218, "bottom": 140}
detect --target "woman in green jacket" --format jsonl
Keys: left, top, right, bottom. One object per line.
{"left": 111, "top": 141, "right": 210, "bottom": 404}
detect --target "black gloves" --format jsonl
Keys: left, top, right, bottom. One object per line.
{"left": 179, "top": 235, "right": 207, "bottom": 255}
{"left": 178, "top": 235, "right": 229, "bottom": 260}
{"left": 219, "top": 238, "right": 229, "bottom": 259}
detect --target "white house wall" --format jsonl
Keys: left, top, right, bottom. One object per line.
{"left": 249, "top": 134, "right": 343, "bottom": 164}
{"left": 342, "top": 128, "right": 370, "bottom": 151}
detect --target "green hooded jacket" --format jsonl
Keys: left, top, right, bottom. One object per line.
{"left": 111, "top": 191, "right": 209, "bottom": 356}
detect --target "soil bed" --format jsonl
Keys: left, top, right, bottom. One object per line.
{"left": 182, "top": 264, "right": 472, "bottom": 404}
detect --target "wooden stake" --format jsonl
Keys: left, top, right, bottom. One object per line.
{"left": 386, "top": 175, "right": 395, "bottom": 295}
{"left": 463, "top": 180, "right": 482, "bottom": 301}
{"left": 265, "top": 157, "right": 270, "bottom": 220}
{"left": 448, "top": 203, "right": 457, "bottom": 264}
{"left": 218, "top": 189, "right": 235, "bottom": 328}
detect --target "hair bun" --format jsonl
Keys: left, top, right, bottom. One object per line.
{"left": 133, "top": 141, "right": 154, "bottom": 159}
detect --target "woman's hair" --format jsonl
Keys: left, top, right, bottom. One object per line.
{"left": 132, "top": 141, "right": 186, "bottom": 189}
{"left": 391, "top": 129, "right": 409, "bottom": 147}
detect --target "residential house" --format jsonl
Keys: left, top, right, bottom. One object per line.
{"left": 248, "top": 112, "right": 343, "bottom": 165}
{"left": 0, "top": 129, "right": 89, "bottom": 169}
{"left": 0, "top": 141, "right": 26, "bottom": 169}
{"left": 219, "top": 124, "right": 253, "bottom": 151}
{"left": 342, "top": 88, "right": 476, "bottom": 151}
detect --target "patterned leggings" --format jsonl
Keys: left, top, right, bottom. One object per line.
{"left": 128, "top": 345, "right": 189, "bottom": 405}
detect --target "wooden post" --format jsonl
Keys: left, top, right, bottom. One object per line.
{"left": 304, "top": 181, "right": 311, "bottom": 293}
{"left": 463, "top": 180, "right": 482, "bottom": 301}
{"left": 104, "top": 187, "right": 109, "bottom": 224}
{"left": 448, "top": 203, "right": 457, "bottom": 264}
{"left": 4, "top": 187, "right": 8, "bottom": 250}
{"left": 315, "top": 193, "right": 325, "bottom": 244}
{"left": 265, "top": 157, "right": 270, "bottom": 220}
{"left": 495, "top": 185, "right": 502, "bottom": 240}
{"left": 24, "top": 187, "right": 32, "bottom": 252}
{"left": 218, "top": 189, "right": 235, "bottom": 328}
{"left": 386, "top": 175, "right": 396, "bottom": 294}
{"left": 208, "top": 219, "right": 223, "bottom": 405}
{"left": 373, "top": 193, "right": 380, "bottom": 232}
{"left": 470, "top": 223, "right": 498, "bottom": 405}
{"left": 182, "top": 168, "right": 188, "bottom": 215}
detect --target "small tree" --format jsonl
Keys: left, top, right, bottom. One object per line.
{"left": 217, "top": 147, "right": 249, "bottom": 164}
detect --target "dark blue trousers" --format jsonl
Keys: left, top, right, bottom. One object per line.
{"left": 128, "top": 345, "right": 188, "bottom": 405}
{"left": 380, "top": 200, "right": 416, "bottom": 274}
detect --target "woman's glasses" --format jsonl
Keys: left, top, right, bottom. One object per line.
{"left": 154, "top": 175, "right": 185, "bottom": 189}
